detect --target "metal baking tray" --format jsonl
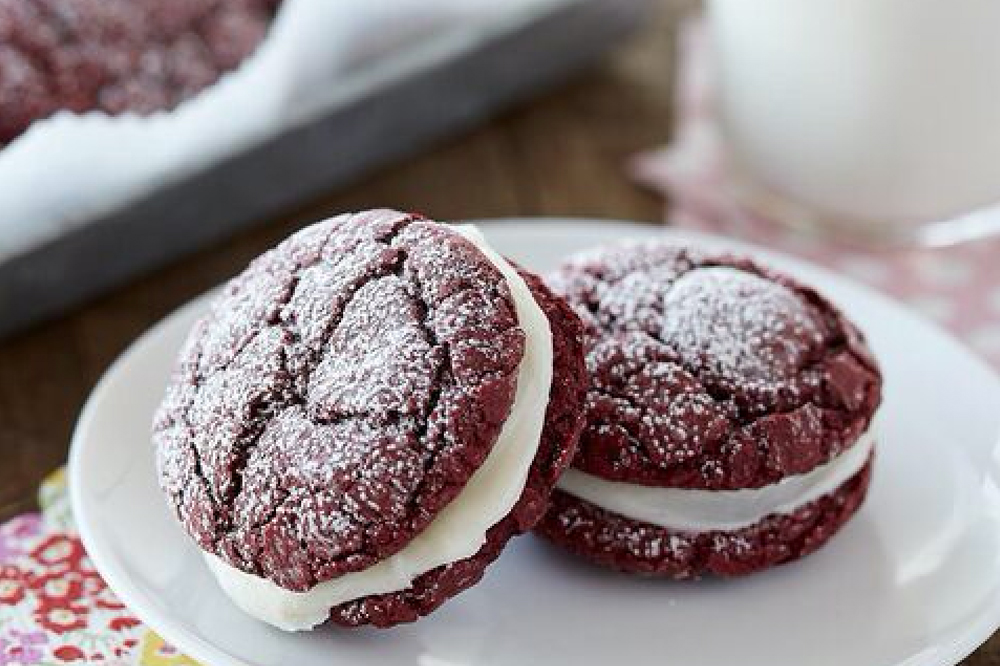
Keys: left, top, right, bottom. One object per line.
{"left": 0, "top": 0, "right": 650, "bottom": 338}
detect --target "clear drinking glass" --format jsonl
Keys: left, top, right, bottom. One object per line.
{"left": 708, "top": 0, "right": 1000, "bottom": 246}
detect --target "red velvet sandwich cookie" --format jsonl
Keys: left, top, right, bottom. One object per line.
{"left": 154, "top": 210, "right": 587, "bottom": 629}
{"left": 535, "top": 242, "right": 882, "bottom": 577}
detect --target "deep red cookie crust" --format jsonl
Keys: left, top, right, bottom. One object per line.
{"left": 536, "top": 456, "right": 872, "bottom": 578}
{"left": 157, "top": 210, "right": 525, "bottom": 590}
{"left": 546, "top": 242, "right": 882, "bottom": 491}
{"left": 0, "top": 0, "right": 282, "bottom": 145}
{"left": 329, "top": 269, "right": 588, "bottom": 627}
{"left": 154, "top": 211, "right": 587, "bottom": 627}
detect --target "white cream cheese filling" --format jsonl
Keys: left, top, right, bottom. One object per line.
{"left": 556, "top": 431, "right": 875, "bottom": 533}
{"left": 205, "top": 224, "right": 554, "bottom": 631}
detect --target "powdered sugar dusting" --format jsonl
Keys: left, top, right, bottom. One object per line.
{"left": 550, "top": 241, "right": 881, "bottom": 490}
{"left": 660, "top": 267, "right": 826, "bottom": 390}
{"left": 154, "top": 210, "right": 526, "bottom": 592}
{"left": 584, "top": 332, "right": 729, "bottom": 474}
{"left": 308, "top": 275, "right": 442, "bottom": 419}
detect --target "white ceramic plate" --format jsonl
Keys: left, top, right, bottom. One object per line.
{"left": 70, "top": 220, "right": 1000, "bottom": 666}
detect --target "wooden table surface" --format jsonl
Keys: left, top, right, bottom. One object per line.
{"left": 0, "top": 1, "right": 996, "bottom": 662}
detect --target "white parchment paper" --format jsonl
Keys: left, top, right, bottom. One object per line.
{"left": 0, "top": 0, "right": 549, "bottom": 261}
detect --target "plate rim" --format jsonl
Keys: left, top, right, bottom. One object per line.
{"left": 69, "top": 217, "right": 1000, "bottom": 666}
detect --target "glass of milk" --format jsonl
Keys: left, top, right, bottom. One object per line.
{"left": 708, "top": 0, "right": 1000, "bottom": 246}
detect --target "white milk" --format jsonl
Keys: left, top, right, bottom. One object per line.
{"left": 709, "top": 0, "right": 1000, "bottom": 243}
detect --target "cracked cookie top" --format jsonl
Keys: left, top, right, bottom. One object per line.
{"left": 0, "top": 0, "right": 282, "bottom": 145}
{"left": 154, "top": 210, "right": 527, "bottom": 591}
{"left": 548, "top": 242, "right": 882, "bottom": 491}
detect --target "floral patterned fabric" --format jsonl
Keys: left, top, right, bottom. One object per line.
{"left": 0, "top": 470, "right": 199, "bottom": 665}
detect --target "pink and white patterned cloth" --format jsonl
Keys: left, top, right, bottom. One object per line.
{"left": 0, "top": 470, "right": 199, "bottom": 665}
{"left": 631, "top": 18, "right": 1000, "bottom": 372}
